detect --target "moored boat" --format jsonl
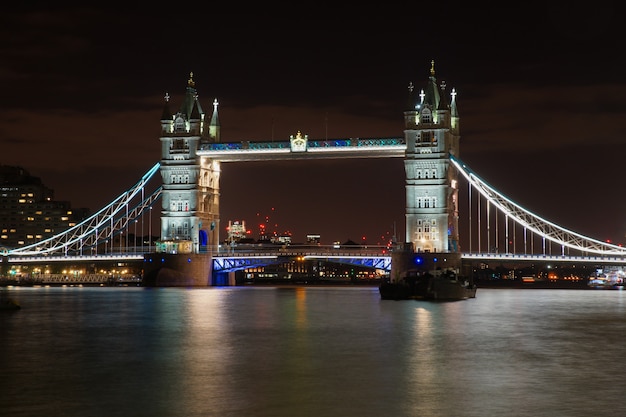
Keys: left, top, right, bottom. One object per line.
{"left": 380, "top": 269, "right": 476, "bottom": 301}
{"left": 588, "top": 277, "right": 622, "bottom": 290}
{"left": 587, "top": 271, "right": 623, "bottom": 290}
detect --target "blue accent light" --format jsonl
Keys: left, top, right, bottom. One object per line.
{"left": 433, "top": 257, "right": 438, "bottom": 263}
{"left": 188, "top": 258, "right": 192, "bottom": 263}
{"left": 413, "top": 255, "right": 424, "bottom": 265}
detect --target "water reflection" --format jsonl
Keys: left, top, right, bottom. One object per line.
{"left": 2, "top": 286, "right": 625, "bottom": 417}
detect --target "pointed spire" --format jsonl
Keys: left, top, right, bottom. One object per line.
{"left": 190, "top": 95, "right": 201, "bottom": 120}
{"left": 450, "top": 88, "right": 459, "bottom": 118}
{"left": 423, "top": 60, "right": 440, "bottom": 108}
{"left": 407, "top": 81, "right": 418, "bottom": 110}
{"left": 437, "top": 80, "right": 449, "bottom": 110}
{"left": 180, "top": 72, "right": 203, "bottom": 120}
{"left": 209, "top": 98, "right": 221, "bottom": 142}
{"left": 161, "top": 92, "right": 172, "bottom": 121}
{"left": 188, "top": 71, "right": 195, "bottom": 88}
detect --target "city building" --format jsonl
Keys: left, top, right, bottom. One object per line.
{"left": 226, "top": 220, "right": 249, "bottom": 243}
{"left": 306, "top": 234, "right": 321, "bottom": 245}
{"left": 0, "top": 165, "right": 89, "bottom": 251}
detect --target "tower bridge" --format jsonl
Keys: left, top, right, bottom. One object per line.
{"left": 3, "top": 63, "right": 626, "bottom": 286}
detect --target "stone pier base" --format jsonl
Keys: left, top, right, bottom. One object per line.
{"left": 389, "top": 243, "right": 463, "bottom": 283}
{"left": 142, "top": 253, "right": 212, "bottom": 287}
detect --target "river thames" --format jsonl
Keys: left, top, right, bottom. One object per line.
{"left": 2, "top": 285, "right": 625, "bottom": 417}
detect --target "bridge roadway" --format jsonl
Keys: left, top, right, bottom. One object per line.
{"left": 210, "top": 245, "right": 393, "bottom": 272}
{"left": 6, "top": 248, "right": 626, "bottom": 267}
{"left": 3, "top": 245, "right": 390, "bottom": 264}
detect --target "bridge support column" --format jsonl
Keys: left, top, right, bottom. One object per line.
{"left": 390, "top": 243, "right": 463, "bottom": 283}
{"left": 142, "top": 253, "right": 213, "bottom": 287}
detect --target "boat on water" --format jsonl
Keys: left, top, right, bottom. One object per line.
{"left": 587, "top": 271, "right": 624, "bottom": 290}
{"left": 588, "top": 277, "right": 622, "bottom": 290}
{"left": 380, "top": 269, "right": 477, "bottom": 301}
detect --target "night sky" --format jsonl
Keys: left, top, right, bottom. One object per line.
{"left": 2, "top": 5, "right": 625, "bottom": 246}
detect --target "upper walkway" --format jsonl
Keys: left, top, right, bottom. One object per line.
{"left": 198, "top": 137, "right": 406, "bottom": 161}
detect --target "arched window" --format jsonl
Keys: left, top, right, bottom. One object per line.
{"left": 174, "top": 116, "right": 186, "bottom": 132}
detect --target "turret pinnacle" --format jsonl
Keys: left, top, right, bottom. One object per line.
{"left": 438, "top": 80, "right": 449, "bottom": 111}
{"left": 209, "top": 98, "right": 221, "bottom": 142}
{"left": 188, "top": 71, "right": 195, "bottom": 88}
{"left": 161, "top": 92, "right": 172, "bottom": 121}
{"left": 422, "top": 60, "right": 440, "bottom": 108}
{"left": 180, "top": 72, "right": 204, "bottom": 121}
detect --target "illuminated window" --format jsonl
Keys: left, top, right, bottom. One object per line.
{"left": 174, "top": 116, "right": 185, "bottom": 132}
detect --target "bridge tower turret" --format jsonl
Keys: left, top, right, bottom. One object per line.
{"left": 155, "top": 72, "right": 221, "bottom": 257}
{"left": 403, "top": 61, "right": 460, "bottom": 254}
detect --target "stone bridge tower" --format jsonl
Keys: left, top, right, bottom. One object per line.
{"left": 155, "top": 72, "right": 221, "bottom": 256}
{"left": 403, "top": 61, "right": 460, "bottom": 254}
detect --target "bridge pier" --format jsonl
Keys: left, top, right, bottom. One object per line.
{"left": 143, "top": 253, "right": 213, "bottom": 287}
{"left": 390, "top": 243, "right": 465, "bottom": 282}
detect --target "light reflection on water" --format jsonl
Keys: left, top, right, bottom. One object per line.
{"left": 2, "top": 286, "right": 625, "bottom": 417}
